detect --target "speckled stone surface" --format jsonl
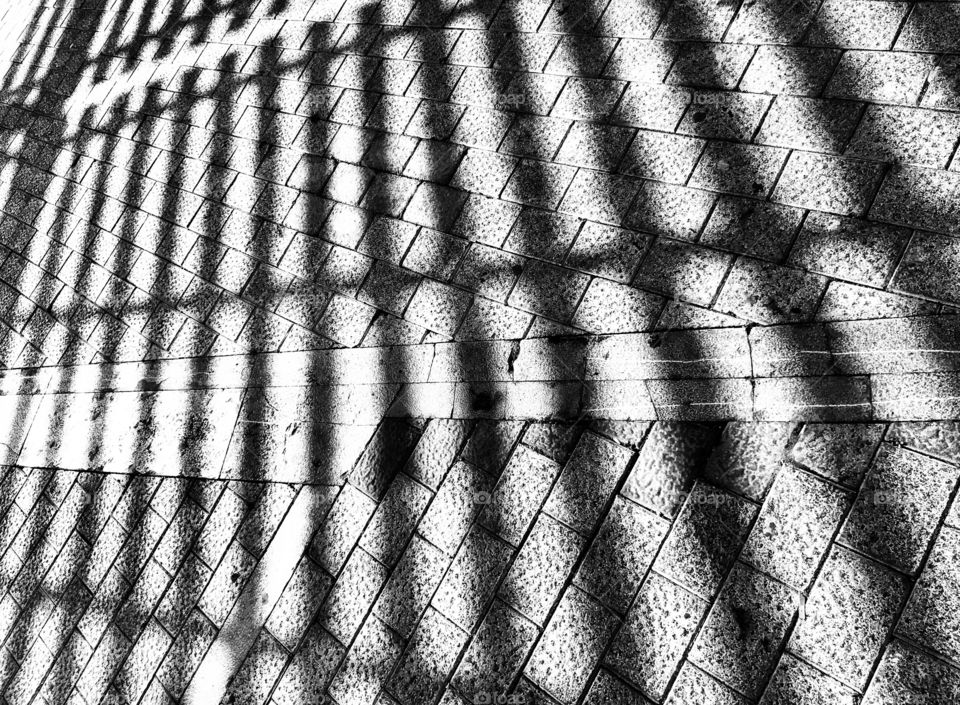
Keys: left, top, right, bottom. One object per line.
{"left": 1, "top": 0, "right": 960, "bottom": 701}
{"left": 690, "top": 563, "right": 797, "bottom": 699}
{"left": 839, "top": 444, "right": 957, "bottom": 574}
{"left": 605, "top": 572, "right": 708, "bottom": 701}
{"left": 789, "top": 545, "right": 908, "bottom": 689}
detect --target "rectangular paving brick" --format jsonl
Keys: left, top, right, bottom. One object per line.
{"left": 740, "top": 466, "right": 851, "bottom": 590}
{"left": 575, "top": 496, "right": 667, "bottom": 614}
{"left": 452, "top": 600, "right": 538, "bottom": 700}
{"left": 606, "top": 572, "right": 709, "bottom": 701}
{"left": 689, "top": 563, "right": 795, "bottom": 699}
{"left": 526, "top": 587, "right": 620, "bottom": 704}
{"left": 789, "top": 545, "right": 909, "bottom": 690}
{"left": 839, "top": 444, "right": 957, "bottom": 574}
{"left": 500, "top": 513, "right": 584, "bottom": 626}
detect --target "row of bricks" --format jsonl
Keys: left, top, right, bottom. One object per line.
{"left": 21, "top": 0, "right": 960, "bottom": 56}
{"left": 4, "top": 316, "right": 958, "bottom": 391}
{"left": 0, "top": 105, "right": 934, "bottom": 338}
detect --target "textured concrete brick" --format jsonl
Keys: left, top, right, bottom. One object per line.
{"left": 622, "top": 423, "right": 723, "bottom": 517}
{"left": 654, "top": 482, "right": 757, "bottom": 599}
{"left": 716, "top": 259, "right": 827, "bottom": 324}
{"left": 774, "top": 152, "right": 884, "bottom": 217}
{"left": 790, "top": 545, "right": 908, "bottom": 689}
{"left": 526, "top": 587, "right": 619, "bottom": 704}
{"left": 741, "top": 466, "right": 850, "bottom": 590}
{"left": 452, "top": 601, "right": 538, "bottom": 699}
{"left": 826, "top": 51, "right": 937, "bottom": 104}
{"left": 839, "top": 444, "right": 956, "bottom": 574}
{"left": 575, "top": 496, "right": 667, "bottom": 613}
{"left": 690, "top": 563, "right": 795, "bottom": 699}
{"left": 500, "top": 513, "right": 583, "bottom": 625}
{"left": 789, "top": 212, "right": 909, "bottom": 288}
{"left": 890, "top": 230, "right": 960, "bottom": 302}
{"left": 848, "top": 105, "right": 960, "bottom": 169}
{"left": 862, "top": 640, "right": 960, "bottom": 704}
{"left": 606, "top": 572, "right": 708, "bottom": 701}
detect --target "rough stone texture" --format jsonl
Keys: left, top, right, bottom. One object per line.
{"left": 897, "top": 526, "right": 960, "bottom": 663}
{"left": 690, "top": 563, "right": 796, "bottom": 699}
{"left": 789, "top": 545, "right": 909, "bottom": 690}
{"left": 839, "top": 444, "right": 957, "bottom": 574}
{"left": 0, "top": 1, "right": 955, "bottom": 703}
{"left": 606, "top": 572, "right": 708, "bottom": 701}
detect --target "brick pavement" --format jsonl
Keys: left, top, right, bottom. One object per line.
{"left": 0, "top": 0, "right": 955, "bottom": 703}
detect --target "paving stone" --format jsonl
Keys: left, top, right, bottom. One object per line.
{"left": 387, "top": 607, "right": 468, "bottom": 705}
{"left": 897, "top": 526, "right": 960, "bottom": 662}
{"left": 405, "top": 278, "right": 473, "bottom": 336}
{"left": 373, "top": 534, "right": 449, "bottom": 638}
{"left": 542, "top": 432, "right": 632, "bottom": 534}
{"left": 715, "top": 259, "right": 827, "bottom": 324}
{"left": 622, "top": 423, "right": 723, "bottom": 518}
{"left": 847, "top": 105, "right": 960, "bottom": 169}
{"left": 418, "top": 460, "right": 495, "bottom": 555}
{"left": 526, "top": 587, "right": 620, "bottom": 704}
{"left": 500, "top": 513, "right": 584, "bottom": 626}
{"left": 809, "top": 0, "right": 908, "bottom": 49}
{"left": 677, "top": 92, "right": 771, "bottom": 141}
{"left": 614, "top": 83, "right": 693, "bottom": 131}
{"left": 886, "top": 422, "right": 960, "bottom": 464}
{"left": 582, "top": 669, "right": 650, "bottom": 705}
{"left": 664, "top": 662, "right": 748, "bottom": 704}
{"left": 479, "top": 444, "right": 560, "bottom": 546}
{"left": 839, "top": 444, "right": 957, "bottom": 574}
{"left": 701, "top": 197, "right": 803, "bottom": 261}
{"left": 618, "top": 130, "right": 703, "bottom": 184}
{"left": 508, "top": 260, "right": 590, "bottom": 323}
{"left": 197, "top": 539, "right": 257, "bottom": 627}
{"left": 329, "top": 616, "right": 403, "bottom": 705}
{"left": 816, "top": 281, "right": 937, "bottom": 321}
{"left": 654, "top": 482, "right": 758, "bottom": 600}
{"left": 740, "top": 465, "right": 851, "bottom": 590}
{"left": 220, "top": 629, "right": 287, "bottom": 705}
{"left": 432, "top": 525, "right": 512, "bottom": 632}
{"left": 790, "top": 545, "right": 909, "bottom": 689}
{"left": 348, "top": 419, "right": 422, "bottom": 501}
{"left": 774, "top": 152, "right": 885, "bottom": 217}
{"left": 272, "top": 624, "right": 344, "bottom": 705}
{"left": 626, "top": 181, "right": 715, "bottom": 241}
{"left": 689, "top": 141, "right": 787, "bottom": 198}
{"left": 789, "top": 423, "right": 885, "bottom": 487}
{"left": 606, "top": 572, "right": 708, "bottom": 701}
{"left": 788, "top": 212, "right": 910, "bottom": 288}
{"left": 310, "top": 484, "right": 376, "bottom": 575}
{"left": 265, "top": 557, "right": 332, "bottom": 650}
{"left": 633, "top": 239, "right": 732, "bottom": 307}
{"left": 862, "top": 639, "right": 960, "bottom": 705}
{"left": 460, "top": 421, "right": 525, "bottom": 476}
{"left": 890, "top": 230, "right": 960, "bottom": 302}
{"left": 318, "top": 547, "right": 387, "bottom": 645}
{"left": 452, "top": 600, "right": 538, "bottom": 700}
{"left": 360, "top": 474, "right": 433, "bottom": 567}
{"left": 760, "top": 653, "right": 859, "bottom": 705}
{"left": 826, "top": 50, "right": 937, "bottom": 105}
{"left": 504, "top": 207, "right": 581, "bottom": 262}
{"left": 690, "top": 563, "right": 796, "bottom": 699}
{"left": 575, "top": 497, "right": 667, "bottom": 614}
{"left": 757, "top": 96, "right": 862, "bottom": 154}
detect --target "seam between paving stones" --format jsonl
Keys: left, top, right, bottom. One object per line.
{"left": 506, "top": 428, "right": 648, "bottom": 702}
